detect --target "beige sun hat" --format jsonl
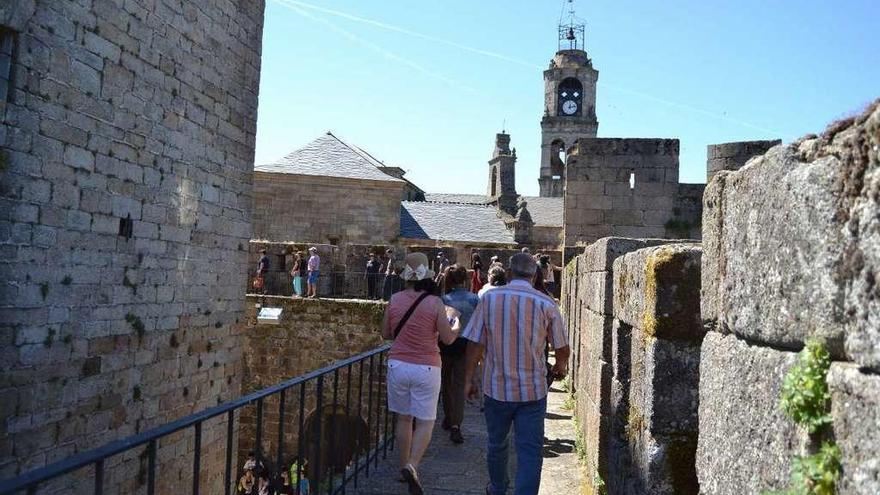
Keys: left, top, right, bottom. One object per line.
{"left": 402, "top": 252, "right": 435, "bottom": 281}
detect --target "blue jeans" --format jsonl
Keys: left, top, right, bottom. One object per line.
{"left": 484, "top": 396, "right": 547, "bottom": 495}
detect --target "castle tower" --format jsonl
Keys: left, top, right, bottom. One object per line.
{"left": 487, "top": 132, "right": 518, "bottom": 215}
{"left": 538, "top": 3, "right": 599, "bottom": 197}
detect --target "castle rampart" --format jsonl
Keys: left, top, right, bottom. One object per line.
{"left": 0, "top": 1, "right": 266, "bottom": 491}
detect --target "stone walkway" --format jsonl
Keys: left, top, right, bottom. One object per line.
{"left": 354, "top": 385, "right": 582, "bottom": 494}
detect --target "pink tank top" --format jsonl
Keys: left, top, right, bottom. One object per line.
{"left": 387, "top": 290, "right": 442, "bottom": 367}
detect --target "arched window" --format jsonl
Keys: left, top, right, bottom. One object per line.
{"left": 490, "top": 167, "right": 498, "bottom": 196}
{"left": 550, "top": 139, "right": 565, "bottom": 179}
{"left": 557, "top": 78, "right": 583, "bottom": 116}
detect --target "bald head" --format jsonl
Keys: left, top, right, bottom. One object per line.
{"left": 509, "top": 253, "right": 538, "bottom": 280}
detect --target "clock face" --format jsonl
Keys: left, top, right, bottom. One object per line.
{"left": 562, "top": 100, "right": 578, "bottom": 115}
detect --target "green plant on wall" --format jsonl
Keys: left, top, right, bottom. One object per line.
{"left": 593, "top": 473, "right": 608, "bottom": 495}
{"left": 763, "top": 340, "right": 841, "bottom": 495}
{"left": 763, "top": 443, "right": 841, "bottom": 495}
{"left": 779, "top": 340, "right": 832, "bottom": 433}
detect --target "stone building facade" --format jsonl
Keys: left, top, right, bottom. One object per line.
{"left": 562, "top": 138, "right": 703, "bottom": 255}
{"left": 0, "top": 1, "right": 265, "bottom": 492}
{"left": 252, "top": 132, "right": 407, "bottom": 246}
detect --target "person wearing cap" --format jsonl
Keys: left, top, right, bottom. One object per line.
{"left": 306, "top": 247, "right": 320, "bottom": 298}
{"left": 381, "top": 252, "right": 459, "bottom": 495}
{"left": 489, "top": 255, "right": 502, "bottom": 270}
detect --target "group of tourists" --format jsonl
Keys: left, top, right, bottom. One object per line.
{"left": 382, "top": 251, "right": 569, "bottom": 495}
{"left": 249, "top": 247, "right": 566, "bottom": 493}
{"left": 253, "top": 248, "right": 321, "bottom": 298}
{"left": 236, "top": 453, "right": 310, "bottom": 495}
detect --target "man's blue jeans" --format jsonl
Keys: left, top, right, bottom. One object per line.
{"left": 484, "top": 395, "right": 547, "bottom": 495}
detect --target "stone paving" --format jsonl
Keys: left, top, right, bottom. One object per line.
{"left": 355, "top": 385, "right": 583, "bottom": 494}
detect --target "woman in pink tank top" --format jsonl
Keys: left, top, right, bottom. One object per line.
{"left": 381, "top": 252, "right": 458, "bottom": 495}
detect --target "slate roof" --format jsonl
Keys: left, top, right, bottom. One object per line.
{"left": 521, "top": 196, "right": 563, "bottom": 227}
{"left": 400, "top": 201, "right": 515, "bottom": 244}
{"left": 422, "top": 194, "right": 563, "bottom": 228}
{"left": 423, "top": 193, "right": 490, "bottom": 205}
{"left": 255, "top": 132, "right": 404, "bottom": 183}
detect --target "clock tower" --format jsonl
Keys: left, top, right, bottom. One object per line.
{"left": 539, "top": 3, "right": 598, "bottom": 197}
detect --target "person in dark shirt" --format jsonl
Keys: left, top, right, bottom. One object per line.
{"left": 365, "top": 252, "right": 382, "bottom": 300}
{"left": 382, "top": 262, "right": 405, "bottom": 301}
{"left": 255, "top": 249, "right": 270, "bottom": 295}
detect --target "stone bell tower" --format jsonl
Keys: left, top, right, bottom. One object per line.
{"left": 538, "top": 3, "right": 599, "bottom": 197}
{"left": 487, "top": 132, "right": 518, "bottom": 215}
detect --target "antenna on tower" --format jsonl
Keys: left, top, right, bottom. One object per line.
{"left": 558, "top": 0, "right": 586, "bottom": 51}
{"left": 502, "top": 118, "right": 506, "bottom": 133}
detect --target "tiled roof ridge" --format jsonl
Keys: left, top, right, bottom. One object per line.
{"left": 326, "top": 131, "right": 385, "bottom": 168}
{"left": 255, "top": 132, "right": 404, "bottom": 183}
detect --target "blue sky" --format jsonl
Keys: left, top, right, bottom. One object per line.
{"left": 255, "top": 0, "right": 880, "bottom": 196}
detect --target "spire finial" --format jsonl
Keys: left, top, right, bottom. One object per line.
{"left": 558, "top": 0, "right": 585, "bottom": 51}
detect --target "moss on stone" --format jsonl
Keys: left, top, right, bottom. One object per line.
{"left": 641, "top": 247, "right": 702, "bottom": 340}
{"left": 626, "top": 404, "right": 645, "bottom": 445}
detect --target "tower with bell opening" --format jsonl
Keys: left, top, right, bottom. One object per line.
{"left": 539, "top": 1, "right": 599, "bottom": 197}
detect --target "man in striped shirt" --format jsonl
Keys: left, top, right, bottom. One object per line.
{"left": 462, "top": 253, "right": 570, "bottom": 495}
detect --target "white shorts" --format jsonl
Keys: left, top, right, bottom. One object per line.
{"left": 387, "top": 359, "right": 442, "bottom": 420}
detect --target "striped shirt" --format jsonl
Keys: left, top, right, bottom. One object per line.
{"left": 461, "top": 279, "right": 568, "bottom": 402}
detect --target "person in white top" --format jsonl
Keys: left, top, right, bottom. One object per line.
{"left": 539, "top": 255, "right": 557, "bottom": 295}
{"left": 478, "top": 265, "right": 507, "bottom": 298}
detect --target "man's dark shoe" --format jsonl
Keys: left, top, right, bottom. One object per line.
{"left": 441, "top": 417, "right": 451, "bottom": 430}
{"left": 450, "top": 426, "right": 464, "bottom": 444}
{"left": 401, "top": 465, "right": 424, "bottom": 495}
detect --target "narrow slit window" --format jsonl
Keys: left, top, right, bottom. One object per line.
{"left": 118, "top": 215, "right": 133, "bottom": 239}
{"left": 629, "top": 171, "right": 636, "bottom": 190}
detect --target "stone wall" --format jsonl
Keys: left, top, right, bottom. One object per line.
{"left": 563, "top": 138, "right": 689, "bottom": 248}
{"left": 239, "top": 296, "right": 386, "bottom": 471}
{"left": 705, "top": 139, "right": 780, "bottom": 183}
{"left": 251, "top": 172, "right": 403, "bottom": 246}
{"left": 562, "top": 238, "right": 701, "bottom": 494}
{"left": 0, "top": 0, "right": 265, "bottom": 492}
{"left": 667, "top": 183, "right": 704, "bottom": 240}
{"left": 698, "top": 101, "right": 880, "bottom": 494}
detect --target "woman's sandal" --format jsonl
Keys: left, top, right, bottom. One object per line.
{"left": 400, "top": 464, "right": 424, "bottom": 495}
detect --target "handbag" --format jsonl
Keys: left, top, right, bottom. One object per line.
{"left": 252, "top": 276, "right": 264, "bottom": 290}
{"left": 394, "top": 292, "right": 431, "bottom": 339}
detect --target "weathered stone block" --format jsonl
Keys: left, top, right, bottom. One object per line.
{"left": 828, "top": 363, "right": 880, "bottom": 495}
{"left": 696, "top": 332, "right": 803, "bottom": 494}
{"left": 701, "top": 103, "right": 880, "bottom": 369}
{"left": 613, "top": 244, "right": 703, "bottom": 341}
{"left": 629, "top": 331, "right": 700, "bottom": 436}
{"left": 580, "top": 237, "right": 675, "bottom": 272}
{"left": 627, "top": 428, "right": 699, "bottom": 495}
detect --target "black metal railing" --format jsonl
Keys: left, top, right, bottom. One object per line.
{"left": 254, "top": 270, "right": 392, "bottom": 300}
{"left": 0, "top": 344, "right": 394, "bottom": 495}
